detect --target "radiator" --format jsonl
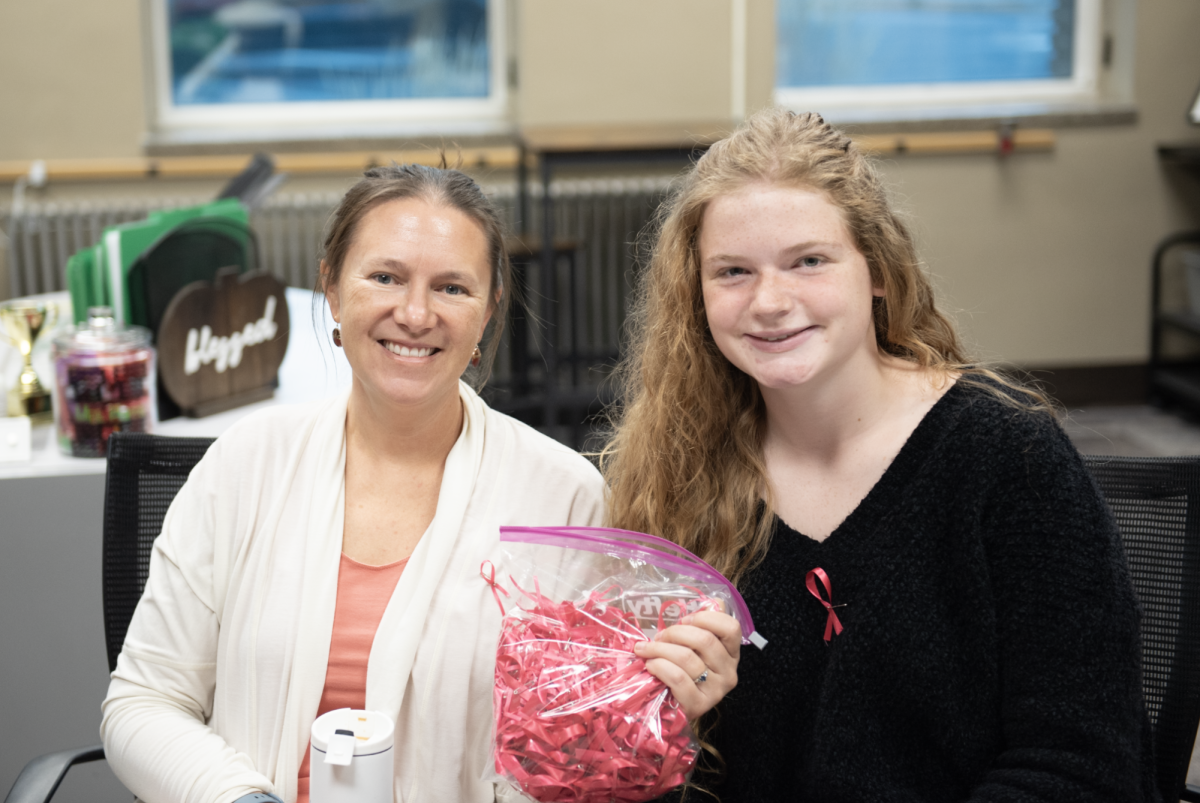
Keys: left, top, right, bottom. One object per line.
{"left": 1, "top": 178, "right": 672, "bottom": 442}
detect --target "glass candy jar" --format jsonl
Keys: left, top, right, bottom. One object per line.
{"left": 53, "top": 307, "right": 155, "bottom": 457}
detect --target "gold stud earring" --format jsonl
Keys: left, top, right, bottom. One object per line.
{"left": 332, "top": 327, "right": 342, "bottom": 347}
{"left": 470, "top": 345, "right": 482, "bottom": 367}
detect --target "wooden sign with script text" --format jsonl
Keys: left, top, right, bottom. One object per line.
{"left": 158, "top": 268, "right": 290, "bottom": 417}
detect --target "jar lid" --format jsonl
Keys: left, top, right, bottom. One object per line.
{"left": 54, "top": 306, "right": 152, "bottom": 353}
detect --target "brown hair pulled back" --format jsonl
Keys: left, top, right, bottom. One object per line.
{"left": 317, "top": 162, "right": 511, "bottom": 389}
{"left": 601, "top": 108, "right": 1047, "bottom": 586}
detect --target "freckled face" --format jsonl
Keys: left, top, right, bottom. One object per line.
{"left": 325, "top": 197, "right": 492, "bottom": 411}
{"left": 699, "top": 184, "right": 883, "bottom": 392}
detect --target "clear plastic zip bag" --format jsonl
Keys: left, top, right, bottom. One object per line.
{"left": 484, "top": 526, "right": 765, "bottom": 803}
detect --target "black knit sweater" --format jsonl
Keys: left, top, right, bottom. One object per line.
{"left": 689, "top": 382, "right": 1159, "bottom": 803}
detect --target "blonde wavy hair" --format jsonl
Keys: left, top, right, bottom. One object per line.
{"left": 601, "top": 108, "right": 1049, "bottom": 586}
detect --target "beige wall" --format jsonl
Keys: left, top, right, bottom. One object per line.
{"left": 0, "top": 0, "right": 145, "bottom": 160}
{"left": 519, "top": 0, "right": 731, "bottom": 127}
{"left": 881, "top": 0, "right": 1200, "bottom": 368}
{"left": 1, "top": 0, "right": 1199, "bottom": 369}
{"left": 518, "top": 0, "right": 774, "bottom": 127}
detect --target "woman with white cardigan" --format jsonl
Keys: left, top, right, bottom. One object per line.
{"left": 100, "top": 164, "right": 741, "bottom": 803}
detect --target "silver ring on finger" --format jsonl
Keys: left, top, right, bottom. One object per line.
{"left": 693, "top": 669, "right": 709, "bottom": 684}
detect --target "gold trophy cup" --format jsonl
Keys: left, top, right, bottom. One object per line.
{"left": 1, "top": 301, "right": 57, "bottom": 423}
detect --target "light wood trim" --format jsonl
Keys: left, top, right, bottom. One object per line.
{"left": 0, "top": 130, "right": 1054, "bottom": 184}
{"left": 520, "top": 123, "right": 1055, "bottom": 157}
{"left": 521, "top": 122, "right": 733, "bottom": 152}
{"left": 0, "top": 147, "right": 521, "bottom": 183}
{"left": 852, "top": 129, "right": 1055, "bottom": 155}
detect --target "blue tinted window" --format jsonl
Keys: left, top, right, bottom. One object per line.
{"left": 169, "top": 0, "right": 489, "bottom": 105}
{"left": 777, "top": 0, "right": 1075, "bottom": 88}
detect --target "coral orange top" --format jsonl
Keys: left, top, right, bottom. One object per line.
{"left": 296, "top": 552, "right": 409, "bottom": 803}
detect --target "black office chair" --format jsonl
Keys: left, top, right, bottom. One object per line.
{"left": 4, "top": 433, "right": 215, "bottom": 803}
{"left": 1085, "top": 455, "right": 1200, "bottom": 803}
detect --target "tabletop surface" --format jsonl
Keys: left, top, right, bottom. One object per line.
{"left": 0, "top": 287, "right": 352, "bottom": 480}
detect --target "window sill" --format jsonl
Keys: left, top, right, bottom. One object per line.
{"left": 143, "top": 117, "right": 517, "bottom": 157}
{"left": 784, "top": 99, "right": 1137, "bottom": 135}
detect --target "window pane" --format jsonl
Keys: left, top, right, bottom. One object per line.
{"left": 169, "top": 0, "right": 490, "bottom": 105}
{"left": 777, "top": 0, "right": 1075, "bottom": 88}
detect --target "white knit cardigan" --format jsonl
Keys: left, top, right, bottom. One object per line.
{"left": 100, "top": 383, "right": 606, "bottom": 803}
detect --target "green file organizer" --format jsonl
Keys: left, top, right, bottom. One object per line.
{"left": 65, "top": 198, "right": 255, "bottom": 329}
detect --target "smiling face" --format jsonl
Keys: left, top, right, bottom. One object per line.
{"left": 699, "top": 183, "right": 883, "bottom": 393}
{"left": 324, "top": 196, "right": 493, "bottom": 412}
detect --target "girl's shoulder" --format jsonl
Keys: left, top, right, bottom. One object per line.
{"left": 932, "top": 375, "right": 1090, "bottom": 496}
{"left": 940, "top": 374, "right": 1062, "bottom": 441}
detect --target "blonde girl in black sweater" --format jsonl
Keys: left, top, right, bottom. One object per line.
{"left": 602, "top": 108, "right": 1158, "bottom": 803}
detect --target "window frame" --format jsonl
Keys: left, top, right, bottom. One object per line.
{"left": 143, "top": 0, "right": 510, "bottom": 144}
{"left": 773, "top": 0, "right": 1104, "bottom": 120}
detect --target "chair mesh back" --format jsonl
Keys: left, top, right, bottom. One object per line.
{"left": 102, "top": 433, "right": 215, "bottom": 673}
{"left": 1085, "top": 455, "right": 1200, "bottom": 803}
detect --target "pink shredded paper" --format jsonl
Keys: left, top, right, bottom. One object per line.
{"left": 492, "top": 583, "right": 699, "bottom": 803}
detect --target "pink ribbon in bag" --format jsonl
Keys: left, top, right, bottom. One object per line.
{"left": 487, "top": 567, "right": 702, "bottom": 803}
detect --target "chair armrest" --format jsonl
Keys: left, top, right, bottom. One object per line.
{"left": 1182, "top": 782, "right": 1200, "bottom": 802}
{"left": 3, "top": 745, "right": 104, "bottom": 803}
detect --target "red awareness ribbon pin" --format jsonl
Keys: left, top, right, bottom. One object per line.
{"left": 805, "top": 567, "right": 844, "bottom": 642}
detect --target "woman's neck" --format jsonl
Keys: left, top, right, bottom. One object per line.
{"left": 344, "top": 380, "right": 463, "bottom": 469}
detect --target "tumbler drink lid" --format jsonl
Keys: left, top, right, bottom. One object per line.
{"left": 310, "top": 709, "right": 394, "bottom": 758}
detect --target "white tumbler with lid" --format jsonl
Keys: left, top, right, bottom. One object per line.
{"left": 309, "top": 708, "right": 394, "bottom": 803}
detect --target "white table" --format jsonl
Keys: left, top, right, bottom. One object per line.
{"left": 0, "top": 286, "right": 351, "bottom": 802}
{"left": 0, "top": 287, "right": 352, "bottom": 479}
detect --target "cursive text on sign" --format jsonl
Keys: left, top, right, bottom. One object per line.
{"left": 184, "top": 295, "right": 279, "bottom": 375}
